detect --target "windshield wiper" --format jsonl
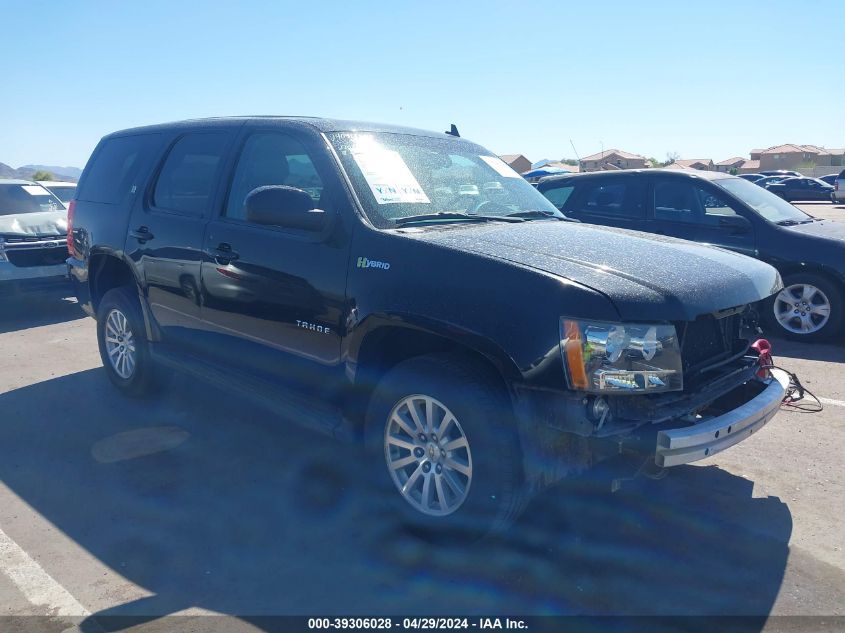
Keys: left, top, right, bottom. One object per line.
{"left": 394, "top": 212, "right": 524, "bottom": 226}
{"left": 775, "top": 219, "right": 813, "bottom": 226}
{"left": 504, "top": 210, "right": 579, "bottom": 222}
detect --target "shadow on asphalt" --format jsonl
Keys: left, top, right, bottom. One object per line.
{"left": 0, "top": 366, "right": 792, "bottom": 630}
{"left": 764, "top": 334, "right": 845, "bottom": 362}
{"left": 0, "top": 285, "right": 85, "bottom": 334}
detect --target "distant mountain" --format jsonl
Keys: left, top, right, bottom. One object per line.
{"left": 20, "top": 164, "right": 83, "bottom": 181}
{"left": 0, "top": 162, "right": 82, "bottom": 182}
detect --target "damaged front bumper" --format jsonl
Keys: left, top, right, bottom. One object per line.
{"left": 654, "top": 369, "right": 789, "bottom": 467}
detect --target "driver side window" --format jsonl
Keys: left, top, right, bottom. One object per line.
{"left": 225, "top": 132, "right": 325, "bottom": 222}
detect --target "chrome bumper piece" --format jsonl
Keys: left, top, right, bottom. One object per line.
{"left": 655, "top": 370, "right": 789, "bottom": 467}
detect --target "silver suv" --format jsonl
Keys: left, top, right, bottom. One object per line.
{"left": 0, "top": 180, "right": 70, "bottom": 292}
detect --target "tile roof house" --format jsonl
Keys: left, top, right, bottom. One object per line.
{"left": 579, "top": 149, "right": 646, "bottom": 172}
{"left": 671, "top": 158, "right": 714, "bottom": 171}
{"left": 715, "top": 157, "right": 747, "bottom": 173}
{"left": 498, "top": 154, "right": 532, "bottom": 174}
{"left": 752, "top": 144, "right": 844, "bottom": 171}
{"left": 738, "top": 159, "right": 760, "bottom": 174}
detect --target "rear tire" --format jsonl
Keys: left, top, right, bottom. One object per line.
{"left": 766, "top": 273, "right": 844, "bottom": 341}
{"left": 365, "top": 354, "right": 525, "bottom": 539}
{"left": 96, "top": 286, "right": 161, "bottom": 396}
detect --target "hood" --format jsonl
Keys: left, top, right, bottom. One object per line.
{"left": 0, "top": 210, "right": 68, "bottom": 237}
{"left": 408, "top": 221, "right": 782, "bottom": 321}
{"left": 784, "top": 219, "right": 845, "bottom": 243}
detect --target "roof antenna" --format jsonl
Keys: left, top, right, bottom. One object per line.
{"left": 446, "top": 124, "right": 460, "bottom": 137}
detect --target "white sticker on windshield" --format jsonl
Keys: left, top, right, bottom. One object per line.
{"left": 479, "top": 155, "right": 522, "bottom": 179}
{"left": 352, "top": 148, "right": 430, "bottom": 205}
{"left": 22, "top": 185, "right": 48, "bottom": 196}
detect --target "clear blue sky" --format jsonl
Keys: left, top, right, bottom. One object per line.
{"left": 1, "top": 0, "right": 843, "bottom": 169}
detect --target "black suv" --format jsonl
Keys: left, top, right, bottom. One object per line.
{"left": 538, "top": 169, "right": 845, "bottom": 341}
{"left": 69, "top": 118, "right": 786, "bottom": 535}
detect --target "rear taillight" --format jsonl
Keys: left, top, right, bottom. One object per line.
{"left": 67, "top": 199, "right": 77, "bottom": 258}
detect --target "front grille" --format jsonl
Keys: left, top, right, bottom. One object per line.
{"left": 3, "top": 236, "right": 68, "bottom": 268}
{"left": 676, "top": 313, "right": 743, "bottom": 381}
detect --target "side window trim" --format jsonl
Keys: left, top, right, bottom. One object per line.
{"left": 145, "top": 130, "right": 234, "bottom": 219}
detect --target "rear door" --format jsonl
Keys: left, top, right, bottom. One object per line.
{"left": 556, "top": 176, "right": 647, "bottom": 231}
{"left": 198, "top": 125, "right": 351, "bottom": 392}
{"left": 125, "top": 128, "right": 236, "bottom": 347}
{"left": 647, "top": 177, "right": 700, "bottom": 241}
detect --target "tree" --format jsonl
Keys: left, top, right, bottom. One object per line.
{"left": 31, "top": 170, "right": 55, "bottom": 181}
{"left": 665, "top": 151, "right": 680, "bottom": 165}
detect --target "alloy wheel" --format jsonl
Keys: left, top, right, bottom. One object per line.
{"left": 384, "top": 395, "right": 472, "bottom": 517}
{"left": 104, "top": 308, "right": 136, "bottom": 379}
{"left": 773, "top": 283, "right": 831, "bottom": 334}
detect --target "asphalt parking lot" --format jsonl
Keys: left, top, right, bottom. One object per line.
{"left": 1, "top": 203, "right": 843, "bottom": 631}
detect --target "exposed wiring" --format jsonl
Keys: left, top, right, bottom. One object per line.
{"left": 762, "top": 364, "right": 824, "bottom": 413}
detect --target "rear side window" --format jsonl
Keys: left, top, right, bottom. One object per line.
{"left": 541, "top": 184, "right": 575, "bottom": 209}
{"left": 77, "top": 134, "right": 160, "bottom": 204}
{"left": 152, "top": 133, "right": 229, "bottom": 216}
{"left": 570, "top": 179, "right": 645, "bottom": 218}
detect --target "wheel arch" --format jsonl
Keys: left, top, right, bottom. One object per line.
{"left": 775, "top": 262, "right": 845, "bottom": 290}
{"left": 343, "top": 315, "right": 522, "bottom": 432}
{"left": 87, "top": 251, "right": 159, "bottom": 340}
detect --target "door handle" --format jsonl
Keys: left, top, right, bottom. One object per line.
{"left": 129, "top": 226, "right": 154, "bottom": 243}
{"left": 210, "top": 243, "right": 239, "bottom": 265}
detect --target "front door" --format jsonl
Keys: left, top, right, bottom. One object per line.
{"left": 649, "top": 177, "right": 757, "bottom": 257}
{"left": 199, "top": 127, "right": 351, "bottom": 392}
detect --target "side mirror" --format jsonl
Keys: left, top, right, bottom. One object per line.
{"left": 718, "top": 215, "right": 751, "bottom": 233}
{"left": 244, "top": 186, "right": 326, "bottom": 231}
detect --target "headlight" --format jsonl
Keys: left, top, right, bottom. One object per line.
{"left": 561, "top": 319, "right": 683, "bottom": 393}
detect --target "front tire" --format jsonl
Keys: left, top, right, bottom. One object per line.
{"left": 365, "top": 354, "right": 525, "bottom": 538}
{"left": 768, "top": 273, "right": 844, "bottom": 341}
{"left": 96, "top": 286, "right": 160, "bottom": 396}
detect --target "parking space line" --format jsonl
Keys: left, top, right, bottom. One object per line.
{"left": 819, "top": 397, "right": 845, "bottom": 408}
{"left": 0, "top": 525, "right": 89, "bottom": 616}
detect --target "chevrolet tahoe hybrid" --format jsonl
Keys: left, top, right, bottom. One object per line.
{"left": 68, "top": 118, "right": 787, "bottom": 535}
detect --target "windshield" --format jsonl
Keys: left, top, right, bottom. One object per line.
{"left": 713, "top": 177, "right": 811, "bottom": 223}
{"left": 0, "top": 183, "right": 66, "bottom": 215}
{"left": 44, "top": 185, "right": 76, "bottom": 203}
{"left": 327, "top": 132, "right": 564, "bottom": 228}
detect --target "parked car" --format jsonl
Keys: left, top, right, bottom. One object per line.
{"left": 69, "top": 117, "right": 786, "bottom": 536}
{"left": 759, "top": 170, "right": 802, "bottom": 177}
{"left": 818, "top": 174, "right": 839, "bottom": 186}
{"left": 0, "top": 179, "right": 70, "bottom": 293}
{"left": 739, "top": 174, "right": 765, "bottom": 182}
{"left": 538, "top": 169, "right": 845, "bottom": 341}
{"left": 834, "top": 168, "right": 845, "bottom": 204}
{"left": 38, "top": 180, "right": 77, "bottom": 207}
{"left": 754, "top": 175, "right": 792, "bottom": 188}
{"left": 765, "top": 177, "right": 835, "bottom": 202}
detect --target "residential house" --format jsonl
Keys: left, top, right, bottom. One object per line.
{"left": 738, "top": 160, "right": 760, "bottom": 174}
{"left": 747, "top": 144, "right": 845, "bottom": 172}
{"left": 579, "top": 149, "right": 646, "bottom": 172}
{"left": 715, "top": 157, "right": 746, "bottom": 173}
{"left": 498, "top": 154, "right": 532, "bottom": 174}
{"left": 671, "top": 158, "right": 714, "bottom": 171}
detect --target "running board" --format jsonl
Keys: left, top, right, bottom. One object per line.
{"left": 150, "top": 345, "right": 344, "bottom": 439}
